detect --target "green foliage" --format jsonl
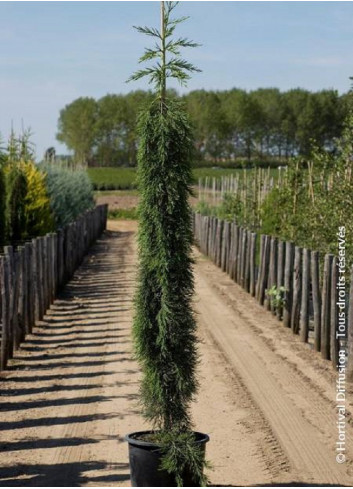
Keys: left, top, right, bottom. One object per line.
{"left": 87, "top": 167, "right": 137, "bottom": 190}
{"left": 260, "top": 187, "right": 290, "bottom": 237}
{"left": 159, "top": 431, "right": 210, "bottom": 487}
{"left": 87, "top": 166, "right": 280, "bottom": 190}
{"left": 22, "top": 161, "right": 55, "bottom": 238}
{"left": 196, "top": 193, "right": 246, "bottom": 225}
{"left": 7, "top": 128, "right": 36, "bottom": 163}
{"left": 57, "top": 87, "right": 347, "bottom": 167}
{"left": 131, "top": 5, "right": 208, "bottom": 484}
{"left": 42, "top": 163, "right": 95, "bottom": 227}
{"left": 134, "top": 97, "right": 198, "bottom": 433}
{"left": 108, "top": 208, "right": 138, "bottom": 220}
{"left": 6, "top": 164, "right": 28, "bottom": 243}
{"left": 1, "top": 130, "right": 93, "bottom": 244}
{"left": 4, "top": 161, "right": 54, "bottom": 242}
{"left": 128, "top": 1, "right": 200, "bottom": 93}
{"left": 265, "top": 285, "right": 287, "bottom": 308}
{"left": 57, "top": 97, "right": 98, "bottom": 165}
{"left": 192, "top": 157, "right": 283, "bottom": 169}
{"left": 199, "top": 96, "right": 353, "bottom": 268}
{"left": 1, "top": 131, "right": 54, "bottom": 243}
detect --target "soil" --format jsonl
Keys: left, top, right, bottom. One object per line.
{"left": 0, "top": 220, "right": 352, "bottom": 486}
{"left": 95, "top": 191, "right": 200, "bottom": 212}
{"left": 95, "top": 192, "right": 139, "bottom": 211}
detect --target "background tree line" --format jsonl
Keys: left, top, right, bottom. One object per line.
{"left": 56, "top": 87, "right": 349, "bottom": 166}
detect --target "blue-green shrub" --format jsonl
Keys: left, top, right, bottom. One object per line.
{"left": 41, "top": 163, "right": 95, "bottom": 227}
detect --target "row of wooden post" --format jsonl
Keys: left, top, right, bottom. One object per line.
{"left": 197, "top": 168, "right": 280, "bottom": 208}
{"left": 193, "top": 212, "right": 353, "bottom": 380}
{"left": 0, "top": 204, "right": 108, "bottom": 371}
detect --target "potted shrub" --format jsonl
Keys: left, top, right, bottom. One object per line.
{"left": 125, "top": 2, "right": 210, "bottom": 486}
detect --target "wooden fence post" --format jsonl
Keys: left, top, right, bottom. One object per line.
{"left": 212, "top": 218, "right": 216, "bottom": 262}
{"left": 32, "top": 239, "right": 40, "bottom": 323}
{"left": 207, "top": 217, "right": 213, "bottom": 260}
{"left": 300, "top": 248, "right": 310, "bottom": 343}
{"left": 1, "top": 256, "right": 10, "bottom": 370}
{"left": 221, "top": 221, "right": 230, "bottom": 272}
{"left": 57, "top": 229, "right": 64, "bottom": 289}
{"left": 38, "top": 238, "right": 45, "bottom": 320}
{"left": 330, "top": 256, "right": 339, "bottom": 368}
{"left": 276, "top": 241, "right": 285, "bottom": 320}
{"left": 231, "top": 225, "right": 239, "bottom": 281}
{"left": 347, "top": 266, "right": 353, "bottom": 381}
{"left": 216, "top": 219, "right": 223, "bottom": 268}
{"left": 42, "top": 236, "right": 49, "bottom": 311}
{"left": 17, "top": 247, "right": 26, "bottom": 342}
{"left": 4, "top": 246, "right": 15, "bottom": 359}
{"left": 236, "top": 228, "right": 243, "bottom": 284}
{"left": 283, "top": 242, "right": 294, "bottom": 328}
{"left": 267, "top": 237, "right": 278, "bottom": 314}
{"left": 244, "top": 230, "right": 251, "bottom": 293}
{"left": 311, "top": 251, "right": 321, "bottom": 352}
{"left": 249, "top": 233, "right": 257, "bottom": 297}
{"left": 256, "top": 235, "right": 264, "bottom": 301}
{"left": 13, "top": 250, "right": 23, "bottom": 350}
{"left": 321, "top": 254, "right": 333, "bottom": 360}
{"left": 227, "top": 223, "right": 234, "bottom": 277}
{"left": 0, "top": 205, "right": 106, "bottom": 371}
{"left": 258, "top": 235, "right": 270, "bottom": 306}
{"left": 205, "top": 216, "right": 210, "bottom": 256}
{"left": 25, "top": 242, "right": 34, "bottom": 334}
{"left": 291, "top": 246, "right": 302, "bottom": 334}
{"left": 52, "top": 233, "right": 58, "bottom": 297}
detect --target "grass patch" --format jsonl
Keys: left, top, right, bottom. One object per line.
{"left": 94, "top": 189, "right": 139, "bottom": 197}
{"left": 108, "top": 207, "right": 138, "bottom": 220}
{"left": 194, "top": 167, "right": 280, "bottom": 181}
{"left": 192, "top": 158, "right": 285, "bottom": 169}
{"left": 88, "top": 168, "right": 137, "bottom": 190}
{"left": 88, "top": 166, "right": 281, "bottom": 190}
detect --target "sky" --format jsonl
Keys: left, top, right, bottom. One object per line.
{"left": 1, "top": 0, "right": 353, "bottom": 158}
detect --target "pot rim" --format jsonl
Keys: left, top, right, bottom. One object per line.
{"left": 125, "top": 430, "right": 210, "bottom": 448}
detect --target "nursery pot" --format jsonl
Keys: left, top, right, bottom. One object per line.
{"left": 125, "top": 430, "right": 209, "bottom": 487}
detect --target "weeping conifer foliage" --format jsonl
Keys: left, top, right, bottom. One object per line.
{"left": 130, "top": 2, "right": 208, "bottom": 486}
{"left": 134, "top": 98, "right": 197, "bottom": 431}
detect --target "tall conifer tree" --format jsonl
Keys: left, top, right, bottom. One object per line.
{"left": 130, "top": 2, "right": 207, "bottom": 485}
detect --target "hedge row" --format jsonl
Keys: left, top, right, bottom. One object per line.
{"left": 0, "top": 160, "right": 94, "bottom": 248}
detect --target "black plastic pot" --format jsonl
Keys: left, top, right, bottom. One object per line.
{"left": 125, "top": 430, "right": 209, "bottom": 487}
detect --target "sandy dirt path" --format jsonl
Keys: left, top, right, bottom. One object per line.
{"left": 0, "top": 221, "right": 144, "bottom": 486}
{"left": 194, "top": 250, "right": 353, "bottom": 486}
{"left": 0, "top": 220, "right": 352, "bottom": 486}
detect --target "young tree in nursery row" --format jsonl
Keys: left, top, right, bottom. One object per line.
{"left": 126, "top": 1, "right": 209, "bottom": 487}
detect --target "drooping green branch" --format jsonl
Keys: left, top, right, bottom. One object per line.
{"left": 129, "top": 4, "right": 208, "bottom": 485}
{"left": 128, "top": 1, "right": 201, "bottom": 102}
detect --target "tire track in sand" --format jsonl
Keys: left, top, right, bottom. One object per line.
{"left": 1, "top": 222, "right": 352, "bottom": 486}
{"left": 194, "top": 249, "right": 353, "bottom": 486}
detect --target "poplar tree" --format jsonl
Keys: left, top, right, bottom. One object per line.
{"left": 130, "top": 2, "right": 207, "bottom": 485}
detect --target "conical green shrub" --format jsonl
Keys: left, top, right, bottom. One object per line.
{"left": 6, "top": 164, "right": 27, "bottom": 244}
